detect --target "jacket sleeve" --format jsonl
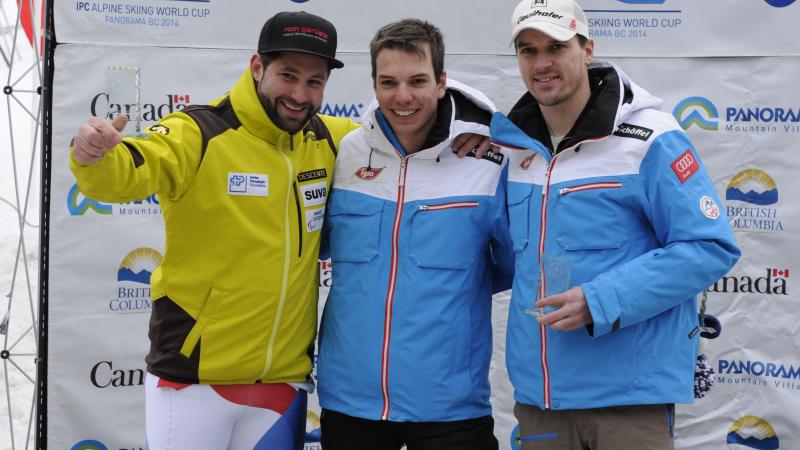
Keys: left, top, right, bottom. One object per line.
{"left": 69, "top": 112, "right": 204, "bottom": 204}
{"left": 489, "top": 163, "right": 515, "bottom": 294}
{"left": 581, "top": 130, "right": 740, "bottom": 337}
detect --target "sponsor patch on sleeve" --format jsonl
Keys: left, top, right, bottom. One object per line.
{"left": 671, "top": 149, "right": 700, "bottom": 183}
{"left": 148, "top": 124, "right": 170, "bottom": 135}
{"left": 699, "top": 195, "right": 720, "bottom": 220}
{"left": 613, "top": 123, "right": 653, "bottom": 141}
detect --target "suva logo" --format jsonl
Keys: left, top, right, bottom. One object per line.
{"left": 70, "top": 440, "right": 108, "bottom": 450}
{"left": 764, "top": 0, "right": 796, "bottom": 7}
{"left": 67, "top": 183, "right": 112, "bottom": 215}
{"left": 118, "top": 248, "right": 161, "bottom": 284}
{"left": 727, "top": 416, "right": 779, "bottom": 449}
{"left": 673, "top": 96, "right": 719, "bottom": 131}
{"left": 726, "top": 169, "right": 778, "bottom": 206}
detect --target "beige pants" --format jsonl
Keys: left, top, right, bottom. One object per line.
{"left": 513, "top": 402, "right": 675, "bottom": 450}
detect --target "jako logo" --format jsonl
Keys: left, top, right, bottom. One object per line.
{"left": 707, "top": 268, "right": 789, "bottom": 295}
{"left": 726, "top": 169, "right": 778, "bottom": 206}
{"left": 67, "top": 183, "right": 113, "bottom": 215}
{"left": 673, "top": 96, "right": 719, "bottom": 131}
{"left": 70, "top": 441, "right": 108, "bottom": 450}
{"left": 727, "top": 416, "right": 779, "bottom": 449}
{"left": 764, "top": 0, "right": 796, "bottom": 7}
{"left": 320, "top": 102, "right": 364, "bottom": 118}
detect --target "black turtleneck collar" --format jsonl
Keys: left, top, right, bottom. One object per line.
{"left": 507, "top": 65, "right": 630, "bottom": 154}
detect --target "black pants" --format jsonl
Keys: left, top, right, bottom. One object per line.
{"left": 320, "top": 409, "right": 499, "bottom": 450}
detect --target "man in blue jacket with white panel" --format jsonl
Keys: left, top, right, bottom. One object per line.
{"left": 317, "top": 18, "right": 514, "bottom": 450}
{"left": 491, "top": 0, "right": 741, "bottom": 448}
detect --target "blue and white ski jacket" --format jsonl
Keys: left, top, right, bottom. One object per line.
{"left": 493, "top": 62, "right": 740, "bottom": 410}
{"left": 317, "top": 80, "right": 514, "bottom": 422}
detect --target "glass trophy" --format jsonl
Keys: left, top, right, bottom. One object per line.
{"left": 525, "top": 253, "right": 572, "bottom": 319}
{"left": 105, "top": 65, "right": 145, "bottom": 137}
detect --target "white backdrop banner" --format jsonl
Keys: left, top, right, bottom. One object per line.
{"left": 46, "top": 1, "right": 799, "bottom": 450}
{"left": 54, "top": 0, "right": 800, "bottom": 57}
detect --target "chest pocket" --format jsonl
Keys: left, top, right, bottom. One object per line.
{"left": 553, "top": 181, "right": 629, "bottom": 251}
{"left": 507, "top": 183, "right": 534, "bottom": 253}
{"left": 328, "top": 196, "right": 384, "bottom": 263}
{"left": 410, "top": 201, "right": 482, "bottom": 270}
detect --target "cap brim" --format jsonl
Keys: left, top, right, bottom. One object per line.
{"left": 510, "top": 22, "right": 577, "bottom": 46}
{"left": 259, "top": 48, "right": 344, "bottom": 69}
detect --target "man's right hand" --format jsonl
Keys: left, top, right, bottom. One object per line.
{"left": 72, "top": 115, "right": 129, "bottom": 165}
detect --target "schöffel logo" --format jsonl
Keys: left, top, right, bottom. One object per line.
{"left": 90, "top": 92, "right": 191, "bottom": 122}
{"left": 674, "top": 96, "right": 800, "bottom": 134}
{"left": 320, "top": 102, "right": 364, "bottom": 118}
{"left": 67, "top": 183, "right": 161, "bottom": 217}
{"left": 90, "top": 360, "right": 145, "bottom": 388}
{"left": 764, "top": 0, "right": 796, "bottom": 7}
{"left": 109, "top": 248, "right": 162, "bottom": 314}
{"left": 707, "top": 268, "right": 789, "bottom": 295}
{"left": 727, "top": 416, "right": 780, "bottom": 449}
{"left": 613, "top": 123, "right": 653, "bottom": 141}
{"left": 725, "top": 169, "right": 783, "bottom": 233}
{"left": 673, "top": 96, "right": 719, "bottom": 131}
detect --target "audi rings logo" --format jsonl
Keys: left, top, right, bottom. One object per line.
{"left": 673, "top": 96, "right": 719, "bottom": 131}
{"left": 674, "top": 154, "right": 694, "bottom": 172}
{"left": 67, "top": 183, "right": 113, "bottom": 215}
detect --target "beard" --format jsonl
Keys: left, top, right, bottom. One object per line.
{"left": 258, "top": 92, "right": 319, "bottom": 135}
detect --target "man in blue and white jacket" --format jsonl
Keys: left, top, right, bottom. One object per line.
{"left": 317, "top": 18, "right": 513, "bottom": 450}
{"left": 492, "top": 0, "right": 741, "bottom": 448}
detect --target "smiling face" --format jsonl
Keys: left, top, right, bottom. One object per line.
{"left": 373, "top": 44, "right": 446, "bottom": 153}
{"left": 515, "top": 28, "right": 593, "bottom": 112}
{"left": 250, "top": 51, "right": 329, "bottom": 134}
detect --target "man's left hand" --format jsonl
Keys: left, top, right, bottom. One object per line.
{"left": 453, "top": 133, "right": 492, "bottom": 158}
{"left": 536, "top": 286, "right": 593, "bottom": 331}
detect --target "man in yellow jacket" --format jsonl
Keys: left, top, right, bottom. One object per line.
{"left": 70, "top": 11, "right": 356, "bottom": 450}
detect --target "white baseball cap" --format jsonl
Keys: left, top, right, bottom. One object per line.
{"left": 511, "top": 0, "right": 589, "bottom": 44}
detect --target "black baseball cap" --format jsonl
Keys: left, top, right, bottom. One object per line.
{"left": 258, "top": 11, "right": 344, "bottom": 69}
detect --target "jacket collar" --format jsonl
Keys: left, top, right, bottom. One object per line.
{"left": 508, "top": 63, "right": 629, "bottom": 153}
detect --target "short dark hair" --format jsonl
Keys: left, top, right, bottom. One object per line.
{"left": 369, "top": 18, "right": 445, "bottom": 82}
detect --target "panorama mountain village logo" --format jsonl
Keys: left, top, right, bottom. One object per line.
{"left": 67, "top": 183, "right": 161, "bottom": 217}
{"left": 109, "top": 247, "right": 162, "bottom": 314}
{"left": 724, "top": 169, "right": 783, "bottom": 233}
{"left": 727, "top": 416, "right": 780, "bottom": 449}
{"left": 673, "top": 96, "right": 800, "bottom": 135}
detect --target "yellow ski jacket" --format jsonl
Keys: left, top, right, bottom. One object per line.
{"left": 70, "top": 68, "right": 359, "bottom": 384}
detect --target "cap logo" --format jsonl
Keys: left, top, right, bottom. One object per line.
{"left": 569, "top": 19, "right": 576, "bottom": 30}
{"left": 533, "top": 0, "right": 547, "bottom": 6}
{"left": 282, "top": 25, "right": 329, "bottom": 43}
{"left": 516, "top": 9, "right": 564, "bottom": 25}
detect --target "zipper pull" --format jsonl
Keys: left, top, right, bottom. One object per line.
{"left": 398, "top": 158, "right": 407, "bottom": 187}
{"left": 558, "top": 187, "right": 569, "bottom": 195}
{"left": 418, "top": 205, "right": 429, "bottom": 211}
